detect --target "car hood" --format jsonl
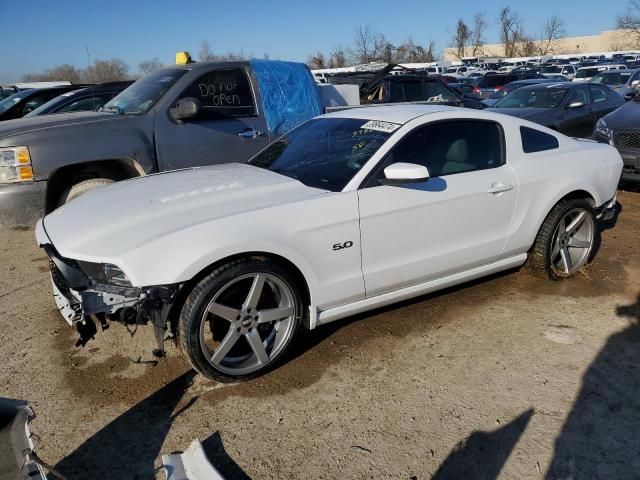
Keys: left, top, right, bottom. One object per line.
{"left": 42, "top": 163, "right": 328, "bottom": 261}
{"left": 602, "top": 99, "right": 640, "bottom": 128}
{"left": 0, "top": 111, "right": 125, "bottom": 142}
{"left": 486, "top": 107, "right": 551, "bottom": 120}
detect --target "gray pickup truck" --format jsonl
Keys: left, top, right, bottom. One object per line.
{"left": 0, "top": 60, "right": 323, "bottom": 227}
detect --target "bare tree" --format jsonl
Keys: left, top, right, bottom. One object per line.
{"left": 22, "top": 64, "right": 83, "bottom": 83}
{"left": 198, "top": 40, "right": 216, "bottom": 61}
{"left": 450, "top": 19, "right": 471, "bottom": 59}
{"left": 351, "top": 25, "right": 387, "bottom": 63}
{"left": 307, "top": 52, "right": 326, "bottom": 69}
{"left": 498, "top": 7, "right": 525, "bottom": 57}
{"left": 617, "top": 0, "right": 640, "bottom": 46}
{"left": 138, "top": 57, "right": 163, "bottom": 74}
{"left": 518, "top": 35, "right": 538, "bottom": 56}
{"left": 539, "top": 16, "right": 566, "bottom": 55}
{"left": 329, "top": 46, "right": 347, "bottom": 68}
{"left": 470, "top": 13, "right": 487, "bottom": 56}
{"left": 84, "top": 59, "right": 129, "bottom": 83}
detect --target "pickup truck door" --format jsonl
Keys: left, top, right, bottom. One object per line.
{"left": 154, "top": 67, "right": 269, "bottom": 171}
{"left": 357, "top": 119, "right": 518, "bottom": 297}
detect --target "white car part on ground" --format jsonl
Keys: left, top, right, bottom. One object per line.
{"left": 162, "top": 440, "right": 226, "bottom": 480}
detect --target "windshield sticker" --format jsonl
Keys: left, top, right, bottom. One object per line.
{"left": 361, "top": 120, "right": 401, "bottom": 133}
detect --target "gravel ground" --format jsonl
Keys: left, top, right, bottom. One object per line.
{"left": 0, "top": 190, "right": 638, "bottom": 480}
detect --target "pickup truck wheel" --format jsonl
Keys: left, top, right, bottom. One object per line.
{"left": 59, "top": 178, "right": 114, "bottom": 205}
{"left": 177, "top": 258, "right": 303, "bottom": 382}
{"left": 529, "top": 198, "right": 597, "bottom": 280}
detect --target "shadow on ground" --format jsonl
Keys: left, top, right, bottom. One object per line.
{"left": 52, "top": 371, "right": 198, "bottom": 479}
{"left": 545, "top": 293, "right": 640, "bottom": 479}
{"left": 431, "top": 409, "right": 534, "bottom": 480}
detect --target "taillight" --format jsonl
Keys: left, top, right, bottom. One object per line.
{"left": 472, "top": 87, "right": 481, "bottom": 94}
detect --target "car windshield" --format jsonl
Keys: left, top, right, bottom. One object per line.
{"left": 590, "top": 72, "right": 632, "bottom": 85}
{"left": 0, "top": 89, "right": 34, "bottom": 113}
{"left": 542, "top": 66, "right": 562, "bottom": 73}
{"left": 576, "top": 68, "right": 601, "bottom": 78}
{"left": 102, "top": 68, "right": 187, "bottom": 114}
{"left": 445, "top": 68, "right": 458, "bottom": 73}
{"left": 494, "top": 87, "right": 568, "bottom": 108}
{"left": 249, "top": 117, "right": 394, "bottom": 191}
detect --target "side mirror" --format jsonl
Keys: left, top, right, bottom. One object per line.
{"left": 566, "top": 100, "right": 585, "bottom": 109}
{"left": 382, "top": 162, "right": 430, "bottom": 185}
{"left": 631, "top": 80, "right": 640, "bottom": 87}
{"left": 170, "top": 97, "right": 202, "bottom": 121}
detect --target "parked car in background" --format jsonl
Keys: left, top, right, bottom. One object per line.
{"left": 574, "top": 64, "right": 627, "bottom": 82}
{"left": 25, "top": 81, "right": 133, "bottom": 117}
{"left": 541, "top": 64, "right": 577, "bottom": 79}
{"left": 593, "top": 97, "right": 640, "bottom": 183}
{"left": 0, "top": 85, "right": 19, "bottom": 100}
{"left": 481, "top": 78, "right": 557, "bottom": 107}
{"left": 473, "top": 72, "right": 544, "bottom": 99}
{"left": 445, "top": 66, "right": 469, "bottom": 75}
{"left": 487, "top": 82, "right": 625, "bottom": 137}
{"left": 0, "top": 86, "right": 83, "bottom": 121}
{"left": 589, "top": 69, "right": 640, "bottom": 100}
{"left": 36, "top": 105, "right": 621, "bottom": 381}
{"left": 544, "top": 74, "right": 572, "bottom": 82}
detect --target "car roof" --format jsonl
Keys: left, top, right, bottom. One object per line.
{"left": 511, "top": 82, "right": 578, "bottom": 92}
{"left": 323, "top": 105, "right": 459, "bottom": 124}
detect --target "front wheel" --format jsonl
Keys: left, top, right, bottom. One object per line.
{"left": 177, "top": 257, "right": 303, "bottom": 382}
{"left": 528, "top": 198, "right": 597, "bottom": 280}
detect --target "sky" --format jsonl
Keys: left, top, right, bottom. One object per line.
{"left": 1, "top": 0, "right": 633, "bottom": 82}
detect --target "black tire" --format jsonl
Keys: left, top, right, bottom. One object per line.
{"left": 59, "top": 178, "right": 114, "bottom": 206}
{"left": 528, "top": 198, "right": 597, "bottom": 280}
{"left": 177, "top": 257, "right": 304, "bottom": 382}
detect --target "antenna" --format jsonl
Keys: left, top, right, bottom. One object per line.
{"left": 86, "top": 46, "right": 96, "bottom": 109}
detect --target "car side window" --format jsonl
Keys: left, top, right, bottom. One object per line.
{"left": 367, "top": 120, "right": 503, "bottom": 185}
{"left": 589, "top": 85, "right": 609, "bottom": 103}
{"left": 566, "top": 87, "right": 589, "bottom": 106}
{"left": 22, "top": 92, "right": 58, "bottom": 115}
{"left": 179, "top": 69, "right": 256, "bottom": 118}
{"left": 58, "top": 96, "right": 107, "bottom": 113}
{"left": 520, "top": 126, "right": 559, "bottom": 153}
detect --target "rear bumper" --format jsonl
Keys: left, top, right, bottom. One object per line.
{"left": 0, "top": 181, "right": 46, "bottom": 229}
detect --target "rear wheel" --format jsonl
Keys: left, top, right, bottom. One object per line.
{"left": 529, "top": 198, "right": 597, "bottom": 280}
{"left": 177, "top": 257, "right": 303, "bottom": 382}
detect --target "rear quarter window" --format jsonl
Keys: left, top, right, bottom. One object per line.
{"left": 520, "top": 126, "right": 559, "bottom": 153}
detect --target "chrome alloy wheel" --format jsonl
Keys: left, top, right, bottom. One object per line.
{"left": 550, "top": 207, "right": 595, "bottom": 278}
{"left": 199, "top": 273, "right": 297, "bottom": 376}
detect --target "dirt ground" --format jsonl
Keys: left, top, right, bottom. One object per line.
{"left": 0, "top": 190, "right": 639, "bottom": 480}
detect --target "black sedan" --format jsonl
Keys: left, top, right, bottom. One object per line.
{"left": 593, "top": 98, "right": 640, "bottom": 183}
{"left": 0, "top": 86, "right": 82, "bottom": 121}
{"left": 25, "top": 81, "right": 133, "bottom": 117}
{"left": 486, "top": 82, "right": 625, "bottom": 138}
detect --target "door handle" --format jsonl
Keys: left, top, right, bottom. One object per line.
{"left": 486, "top": 183, "right": 513, "bottom": 194}
{"left": 237, "top": 129, "right": 264, "bottom": 139}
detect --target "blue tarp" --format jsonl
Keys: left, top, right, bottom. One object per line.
{"left": 250, "top": 59, "right": 322, "bottom": 138}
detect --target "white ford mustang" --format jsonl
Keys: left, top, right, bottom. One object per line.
{"left": 36, "top": 105, "right": 622, "bottom": 381}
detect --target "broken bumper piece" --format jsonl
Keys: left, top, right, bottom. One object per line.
{"left": 162, "top": 440, "right": 226, "bottom": 480}
{"left": 0, "top": 398, "right": 47, "bottom": 480}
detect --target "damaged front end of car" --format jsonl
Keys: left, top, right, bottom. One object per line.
{"left": 42, "top": 242, "right": 180, "bottom": 357}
